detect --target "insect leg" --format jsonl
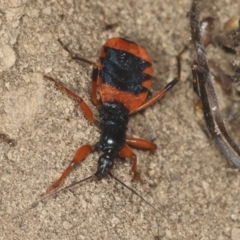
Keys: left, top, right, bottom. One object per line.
{"left": 58, "top": 39, "right": 101, "bottom": 106}
{"left": 44, "top": 76, "right": 98, "bottom": 125}
{"left": 131, "top": 78, "right": 178, "bottom": 114}
{"left": 131, "top": 46, "right": 187, "bottom": 114}
{"left": 46, "top": 144, "right": 93, "bottom": 193}
{"left": 58, "top": 39, "right": 97, "bottom": 67}
{"left": 118, "top": 144, "right": 141, "bottom": 181}
{"left": 126, "top": 137, "right": 157, "bottom": 150}
{"left": 91, "top": 67, "right": 101, "bottom": 106}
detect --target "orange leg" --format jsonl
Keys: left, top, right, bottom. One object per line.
{"left": 58, "top": 39, "right": 101, "bottom": 106}
{"left": 91, "top": 68, "right": 101, "bottom": 106}
{"left": 44, "top": 76, "right": 98, "bottom": 125}
{"left": 131, "top": 46, "right": 187, "bottom": 114}
{"left": 126, "top": 137, "right": 157, "bottom": 150}
{"left": 118, "top": 144, "right": 141, "bottom": 181}
{"left": 46, "top": 144, "right": 93, "bottom": 193}
{"left": 131, "top": 78, "right": 178, "bottom": 114}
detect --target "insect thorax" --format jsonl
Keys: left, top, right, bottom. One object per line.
{"left": 98, "top": 101, "right": 129, "bottom": 155}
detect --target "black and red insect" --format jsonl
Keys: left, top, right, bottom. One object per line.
{"left": 44, "top": 38, "right": 178, "bottom": 193}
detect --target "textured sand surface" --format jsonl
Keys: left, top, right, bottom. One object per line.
{"left": 1, "top": 1, "right": 240, "bottom": 239}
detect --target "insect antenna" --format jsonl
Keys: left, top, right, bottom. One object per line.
{"left": 32, "top": 175, "right": 94, "bottom": 207}
{"left": 52, "top": 175, "right": 94, "bottom": 193}
{"left": 13, "top": 175, "right": 94, "bottom": 219}
{"left": 108, "top": 172, "right": 171, "bottom": 223}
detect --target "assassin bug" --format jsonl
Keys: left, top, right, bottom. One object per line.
{"left": 44, "top": 38, "right": 179, "bottom": 194}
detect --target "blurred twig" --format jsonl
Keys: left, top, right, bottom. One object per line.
{"left": 190, "top": 0, "right": 240, "bottom": 167}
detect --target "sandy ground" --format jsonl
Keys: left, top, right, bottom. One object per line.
{"left": 1, "top": 0, "right": 240, "bottom": 239}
